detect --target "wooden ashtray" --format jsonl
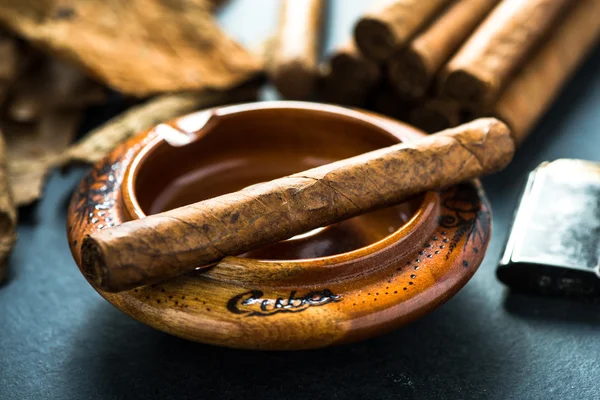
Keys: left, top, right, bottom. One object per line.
{"left": 67, "top": 102, "right": 491, "bottom": 350}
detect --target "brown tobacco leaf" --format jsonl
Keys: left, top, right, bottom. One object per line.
{"left": 62, "top": 83, "right": 260, "bottom": 165}
{"left": 0, "top": 133, "right": 16, "bottom": 283}
{"left": 0, "top": 0, "right": 262, "bottom": 96}
{"left": 4, "top": 110, "right": 81, "bottom": 206}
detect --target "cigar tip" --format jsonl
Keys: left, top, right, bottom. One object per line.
{"left": 442, "top": 70, "right": 488, "bottom": 105}
{"left": 271, "top": 61, "right": 317, "bottom": 100}
{"left": 477, "top": 117, "right": 512, "bottom": 135}
{"left": 330, "top": 51, "right": 380, "bottom": 85}
{"left": 435, "top": 117, "right": 516, "bottom": 173}
{"left": 354, "top": 17, "right": 395, "bottom": 62}
{"left": 81, "top": 236, "right": 109, "bottom": 290}
{"left": 388, "top": 48, "right": 429, "bottom": 100}
{"left": 463, "top": 117, "right": 513, "bottom": 140}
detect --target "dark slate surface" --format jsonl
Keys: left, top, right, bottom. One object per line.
{"left": 1, "top": 1, "right": 599, "bottom": 399}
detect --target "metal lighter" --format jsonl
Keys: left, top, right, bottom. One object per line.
{"left": 497, "top": 159, "right": 600, "bottom": 298}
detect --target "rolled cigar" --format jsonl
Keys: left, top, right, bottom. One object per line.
{"left": 353, "top": 0, "right": 452, "bottom": 62}
{"left": 494, "top": 0, "right": 600, "bottom": 144}
{"left": 0, "top": 133, "right": 17, "bottom": 283}
{"left": 440, "top": 0, "right": 573, "bottom": 110}
{"left": 82, "top": 118, "right": 514, "bottom": 292}
{"left": 387, "top": 0, "right": 498, "bottom": 100}
{"left": 323, "top": 42, "right": 381, "bottom": 96}
{"left": 409, "top": 99, "right": 461, "bottom": 133}
{"left": 269, "top": 0, "right": 325, "bottom": 99}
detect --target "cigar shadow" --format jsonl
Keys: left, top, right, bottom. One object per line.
{"left": 65, "top": 291, "right": 521, "bottom": 400}
{"left": 502, "top": 291, "right": 600, "bottom": 326}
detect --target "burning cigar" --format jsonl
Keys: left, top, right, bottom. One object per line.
{"left": 0, "top": 133, "right": 17, "bottom": 283}
{"left": 409, "top": 99, "right": 461, "bottom": 133}
{"left": 353, "top": 0, "right": 452, "bottom": 62}
{"left": 440, "top": 0, "right": 573, "bottom": 110}
{"left": 387, "top": 0, "right": 498, "bottom": 100}
{"left": 81, "top": 118, "right": 514, "bottom": 292}
{"left": 494, "top": 0, "right": 600, "bottom": 144}
{"left": 269, "top": 0, "right": 325, "bottom": 99}
{"left": 320, "top": 42, "right": 381, "bottom": 102}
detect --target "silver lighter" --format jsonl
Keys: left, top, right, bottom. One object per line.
{"left": 497, "top": 159, "right": 600, "bottom": 297}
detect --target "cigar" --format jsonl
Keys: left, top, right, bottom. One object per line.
{"left": 440, "top": 0, "right": 573, "bottom": 110}
{"left": 269, "top": 0, "right": 325, "bottom": 99}
{"left": 0, "top": 133, "right": 17, "bottom": 283}
{"left": 353, "top": 0, "right": 452, "bottom": 62}
{"left": 81, "top": 118, "right": 515, "bottom": 292}
{"left": 321, "top": 42, "right": 381, "bottom": 101}
{"left": 409, "top": 99, "right": 461, "bottom": 133}
{"left": 494, "top": 0, "right": 600, "bottom": 144}
{"left": 387, "top": 0, "right": 498, "bottom": 100}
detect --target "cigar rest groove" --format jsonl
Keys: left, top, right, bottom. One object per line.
{"left": 67, "top": 102, "right": 491, "bottom": 350}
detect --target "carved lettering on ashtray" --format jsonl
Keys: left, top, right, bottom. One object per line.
{"left": 227, "top": 289, "right": 342, "bottom": 317}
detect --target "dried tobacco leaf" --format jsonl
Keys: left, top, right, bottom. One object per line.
{"left": 4, "top": 110, "right": 81, "bottom": 206}
{"left": 0, "top": 0, "right": 262, "bottom": 96}
{"left": 0, "top": 133, "right": 16, "bottom": 283}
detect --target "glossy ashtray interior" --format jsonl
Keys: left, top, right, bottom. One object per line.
{"left": 68, "top": 102, "right": 491, "bottom": 350}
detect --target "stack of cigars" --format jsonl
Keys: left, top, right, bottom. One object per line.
{"left": 268, "top": 0, "right": 600, "bottom": 144}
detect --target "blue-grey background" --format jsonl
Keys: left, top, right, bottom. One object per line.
{"left": 1, "top": 1, "right": 599, "bottom": 399}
